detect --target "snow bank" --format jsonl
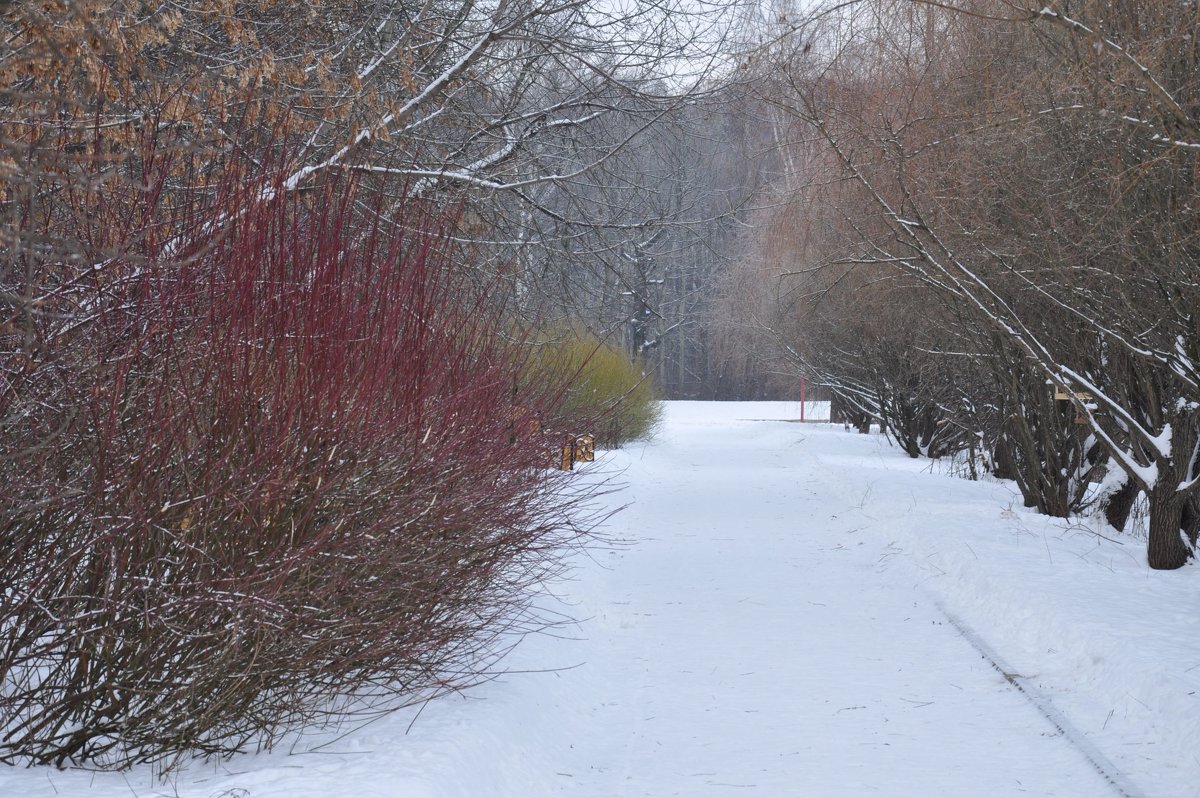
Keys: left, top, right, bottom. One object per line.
{"left": 781, "top": 420, "right": 1200, "bottom": 798}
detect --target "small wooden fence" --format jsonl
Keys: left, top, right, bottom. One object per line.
{"left": 554, "top": 433, "right": 595, "bottom": 471}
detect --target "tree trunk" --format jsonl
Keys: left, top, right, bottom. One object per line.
{"left": 1101, "top": 478, "right": 1138, "bottom": 532}
{"left": 1146, "top": 484, "right": 1192, "bottom": 570}
{"left": 991, "top": 434, "right": 1017, "bottom": 481}
{"left": 1181, "top": 494, "right": 1200, "bottom": 547}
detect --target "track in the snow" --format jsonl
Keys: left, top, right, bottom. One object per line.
{"left": 938, "top": 605, "right": 1146, "bottom": 798}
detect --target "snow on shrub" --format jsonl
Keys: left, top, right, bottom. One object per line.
{"left": 0, "top": 141, "right": 593, "bottom": 769}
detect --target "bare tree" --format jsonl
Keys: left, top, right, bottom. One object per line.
{"left": 739, "top": 0, "right": 1200, "bottom": 567}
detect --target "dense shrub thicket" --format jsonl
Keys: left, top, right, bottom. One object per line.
{"left": 717, "top": 0, "right": 1200, "bottom": 569}
{"left": 529, "top": 331, "right": 662, "bottom": 448}
{"left": 0, "top": 145, "right": 593, "bottom": 768}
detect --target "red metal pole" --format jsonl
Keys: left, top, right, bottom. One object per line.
{"left": 800, "top": 376, "right": 806, "bottom": 422}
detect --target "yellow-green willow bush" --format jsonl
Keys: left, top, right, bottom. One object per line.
{"left": 530, "top": 332, "right": 662, "bottom": 448}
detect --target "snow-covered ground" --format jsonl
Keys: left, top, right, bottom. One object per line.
{"left": 3, "top": 401, "right": 1195, "bottom": 797}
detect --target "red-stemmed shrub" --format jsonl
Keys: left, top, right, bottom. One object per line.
{"left": 0, "top": 137, "right": 593, "bottom": 769}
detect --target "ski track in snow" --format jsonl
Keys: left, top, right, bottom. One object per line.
{"left": 3, "top": 401, "right": 1195, "bottom": 798}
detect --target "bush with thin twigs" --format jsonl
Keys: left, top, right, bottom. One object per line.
{"left": 529, "top": 331, "right": 662, "bottom": 449}
{"left": 0, "top": 140, "right": 595, "bottom": 769}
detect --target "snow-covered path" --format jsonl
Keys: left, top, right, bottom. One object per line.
{"left": 541, "top": 405, "right": 1118, "bottom": 796}
{"left": 7, "top": 401, "right": 1190, "bottom": 798}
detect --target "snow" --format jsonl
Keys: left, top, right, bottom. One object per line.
{"left": 1149, "top": 423, "right": 1173, "bottom": 459}
{"left": 3, "top": 401, "right": 1196, "bottom": 797}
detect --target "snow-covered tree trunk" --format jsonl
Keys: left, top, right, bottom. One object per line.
{"left": 1147, "top": 482, "right": 1191, "bottom": 571}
